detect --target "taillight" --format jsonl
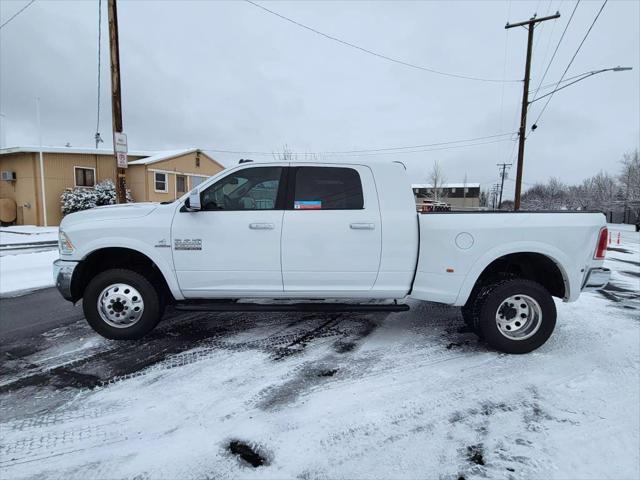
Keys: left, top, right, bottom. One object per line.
{"left": 594, "top": 227, "right": 608, "bottom": 260}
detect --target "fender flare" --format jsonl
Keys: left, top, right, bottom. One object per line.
{"left": 77, "top": 238, "right": 184, "bottom": 301}
{"left": 454, "top": 241, "right": 573, "bottom": 306}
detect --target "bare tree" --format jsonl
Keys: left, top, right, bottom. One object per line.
{"left": 620, "top": 149, "right": 640, "bottom": 204}
{"left": 590, "top": 170, "right": 620, "bottom": 211}
{"left": 479, "top": 189, "right": 488, "bottom": 207}
{"left": 273, "top": 144, "right": 296, "bottom": 162}
{"left": 521, "top": 177, "right": 568, "bottom": 210}
{"left": 428, "top": 160, "right": 447, "bottom": 201}
{"left": 462, "top": 172, "right": 468, "bottom": 207}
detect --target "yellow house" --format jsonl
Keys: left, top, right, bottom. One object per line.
{"left": 0, "top": 146, "right": 224, "bottom": 226}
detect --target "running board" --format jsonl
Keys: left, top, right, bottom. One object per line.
{"left": 174, "top": 302, "right": 410, "bottom": 313}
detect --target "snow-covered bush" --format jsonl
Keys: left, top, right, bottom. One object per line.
{"left": 61, "top": 179, "right": 132, "bottom": 216}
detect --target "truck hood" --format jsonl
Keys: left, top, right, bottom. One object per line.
{"left": 61, "top": 203, "right": 159, "bottom": 228}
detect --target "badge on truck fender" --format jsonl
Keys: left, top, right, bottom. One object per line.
{"left": 174, "top": 239, "right": 202, "bottom": 250}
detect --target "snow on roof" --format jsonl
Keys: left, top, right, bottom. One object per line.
{"left": 0, "top": 145, "right": 154, "bottom": 156}
{"left": 127, "top": 148, "right": 200, "bottom": 166}
{"left": 412, "top": 183, "right": 481, "bottom": 189}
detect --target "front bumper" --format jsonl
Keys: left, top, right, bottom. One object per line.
{"left": 53, "top": 259, "right": 79, "bottom": 301}
{"left": 581, "top": 267, "right": 611, "bottom": 291}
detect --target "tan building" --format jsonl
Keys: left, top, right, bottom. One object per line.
{"left": 0, "top": 146, "right": 224, "bottom": 226}
{"left": 412, "top": 183, "right": 481, "bottom": 209}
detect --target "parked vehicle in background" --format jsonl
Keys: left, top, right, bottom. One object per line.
{"left": 53, "top": 161, "right": 610, "bottom": 354}
{"left": 416, "top": 199, "right": 451, "bottom": 213}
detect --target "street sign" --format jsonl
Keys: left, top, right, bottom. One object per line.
{"left": 117, "top": 152, "right": 128, "bottom": 169}
{"left": 114, "top": 132, "right": 128, "bottom": 154}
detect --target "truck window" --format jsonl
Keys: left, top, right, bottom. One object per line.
{"left": 293, "top": 167, "right": 364, "bottom": 210}
{"left": 200, "top": 167, "right": 283, "bottom": 211}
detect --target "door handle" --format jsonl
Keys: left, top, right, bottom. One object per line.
{"left": 350, "top": 223, "right": 375, "bottom": 230}
{"left": 249, "top": 223, "right": 275, "bottom": 230}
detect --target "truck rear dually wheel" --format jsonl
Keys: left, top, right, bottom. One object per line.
{"left": 83, "top": 268, "right": 164, "bottom": 340}
{"left": 474, "top": 279, "right": 556, "bottom": 354}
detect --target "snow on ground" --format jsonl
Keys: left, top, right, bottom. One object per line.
{"left": 0, "top": 250, "right": 59, "bottom": 297}
{"left": 0, "top": 236, "right": 638, "bottom": 479}
{"left": 0, "top": 225, "right": 59, "bottom": 296}
{"left": 0, "top": 226, "right": 58, "bottom": 245}
{"left": 608, "top": 222, "right": 640, "bottom": 246}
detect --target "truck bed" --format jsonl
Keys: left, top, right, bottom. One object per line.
{"left": 410, "top": 211, "right": 606, "bottom": 306}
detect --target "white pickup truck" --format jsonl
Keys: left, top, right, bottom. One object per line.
{"left": 54, "top": 161, "right": 610, "bottom": 353}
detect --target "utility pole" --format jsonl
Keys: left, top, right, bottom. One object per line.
{"left": 506, "top": 12, "right": 560, "bottom": 211}
{"left": 107, "top": 0, "right": 127, "bottom": 203}
{"left": 490, "top": 184, "right": 500, "bottom": 210}
{"left": 497, "top": 162, "right": 512, "bottom": 209}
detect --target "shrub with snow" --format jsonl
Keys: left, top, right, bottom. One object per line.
{"left": 61, "top": 180, "right": 133, "bottom": 216}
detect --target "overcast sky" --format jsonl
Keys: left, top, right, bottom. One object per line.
{"left": 1, "top": 0, "right": 638, "bottom": 198}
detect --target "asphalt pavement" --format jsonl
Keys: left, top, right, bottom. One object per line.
{"left": 0, "top": 288, "right": 83, "bottom": 342}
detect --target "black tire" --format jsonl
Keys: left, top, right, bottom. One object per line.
{"left": 460, "top": 304, "right": 474, "bottom": 327}
{"left": 474, "top": 279, "right": 556, "bottom": 354}
{"left": 83, "top": 268, "right": 164, "bottom": 340}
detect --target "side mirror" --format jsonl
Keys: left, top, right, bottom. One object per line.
{"left": 185, "top": 190, "right": 201, "bottom": 211}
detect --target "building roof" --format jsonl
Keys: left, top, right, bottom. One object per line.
{"left": 127, "top": 148, "right": 201, "bottom": 166}
{"left": 412, "top": 183, "right": 481, "bottom": 189}
{"left": 0, "top": 145, "right": 154, "bottom": 156}
{"left": 0, "top": 146, "right": 222, "bottom": 168}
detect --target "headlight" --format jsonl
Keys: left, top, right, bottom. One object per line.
{"left": 59, "top": 231, "right": 75, "bottom": 255}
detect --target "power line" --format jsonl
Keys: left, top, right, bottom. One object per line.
{"left": 245, "top": 0, "right": 521, "bottom": 84}
{"left": 531, "top": 70, "right": 591, "bottom": 93}
{"left": 498, "top": 0, "right": 513, "bottom": 132}
{"left": 530, "top": 0, "right": 555, "bottom": 58}
{"left": 95, "top": 0, "right": 104, "bottom": 148}
{"left": 530, "top": 0, "right": 581, "bottom": 102}
{"left": 0, "top": 0, "right": 36, "bottom": 30}
{"left": 531, "top": 0, "right": 607, "bottom": 129}
{"left": 531, "top": 0, "right": 559, "bottom": 88}
{"left": 199, "top": 132, "right": 516, "bottom": 157}
{"left": 320, "top": 132, "right": 515, "bottom": 154}
{"left": 330, "top": 137, "right": 515, "bottom": 157}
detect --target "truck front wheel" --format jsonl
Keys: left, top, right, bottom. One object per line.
{"left": 474, "top": 279, "right": 556, "bottom": 354}
{"left": 83, "top": 268, "right": 164, "bottom": 340}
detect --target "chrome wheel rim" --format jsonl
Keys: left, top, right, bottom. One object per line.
{"left": 495, "top": 294, "right": 542, "bottom": 340}
{"left": 98, "top": 283, "right": 144, "bottom": 328}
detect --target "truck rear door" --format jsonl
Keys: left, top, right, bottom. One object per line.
{"left": 281, "top": 165, "right": 382, "bottom": 293}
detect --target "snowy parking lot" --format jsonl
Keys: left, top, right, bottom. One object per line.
{"left": 0, "top": 226, "right": 638, "bottom": 479}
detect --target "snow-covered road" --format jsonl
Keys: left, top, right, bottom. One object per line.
{"left": 0, "top": 239, "right": 638, "bottom": 479}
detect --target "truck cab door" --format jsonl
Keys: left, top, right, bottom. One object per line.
{"left": 281, "top": 165, "right": 382, "bottom": 293}
{"left": 171, "top": 165, "right": 287, "bottom": 297}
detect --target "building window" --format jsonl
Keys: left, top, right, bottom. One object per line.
{"left": 176, "top": 175, "right": 187, "bottom": 195}
{"left": 195, "top": 154, "right": 200, "bottom": 168}
{"left": 154, "top": 172, "right": 168, "bottom": 192}
{"left": 293, "top": 167, "right": 364, "bottom": 210}
{"left": 74, "top": 167, "right": 95, "bottom": 187}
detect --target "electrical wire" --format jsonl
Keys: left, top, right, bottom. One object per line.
{"left": 318, "top": 132, "right": 516, "bottom": 154}
{"left": 95, "top": 0, "right": 102, "bottom": 145}
{"left": 198, "top": 132, "right": 517, "bottom": 157}
{"left": 531, "top": 70, "right": 592, "bottom": 93}
{"left": 530, "top": 0, "right": 581, "bottom": 101}
{"left": 0, "top": 0, "right": 36, "bottom": 30}
{"left": 245, "top": 0, "right": 521, "bottom": 84}
{"left": 498, "top": 0, "right": 513, "bottom": 132}
{"left": 328, "top": 137, "right": 515, "bottom": 157}
{"left": 531, "top": 0, "right": 558, "bottom": 89}
{"left": 531, "top": 0, "right": 607, "bottom": 129}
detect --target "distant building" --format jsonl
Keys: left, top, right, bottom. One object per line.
{"left": 0, "top": 146, "right": 224, "bottom": 226}
{"left": 412, "top": 182, "right": 481, "bottom": 209}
